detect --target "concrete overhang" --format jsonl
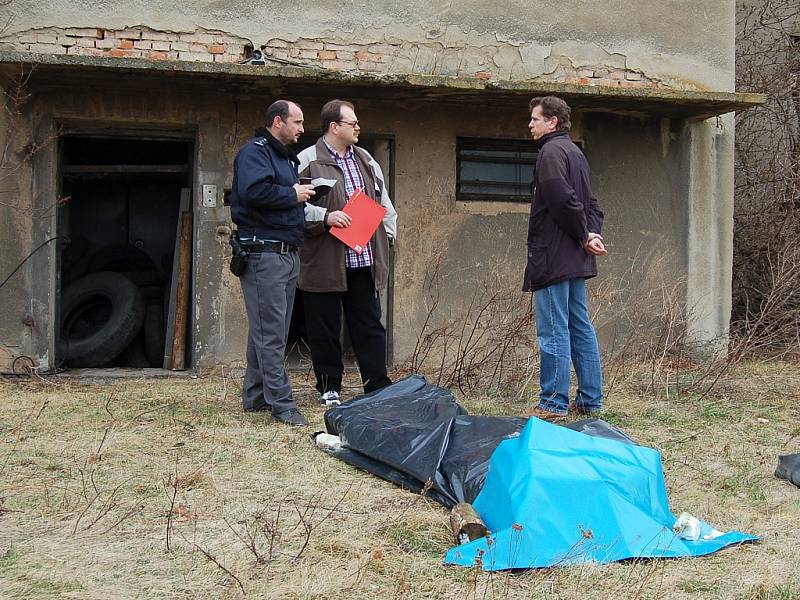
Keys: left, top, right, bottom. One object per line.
{"left": 0, "top": 50, "right": 765, "bottom": 120}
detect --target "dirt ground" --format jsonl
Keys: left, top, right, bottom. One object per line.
{"left": 0, "top": 362, "right": 798, "bottom": 599}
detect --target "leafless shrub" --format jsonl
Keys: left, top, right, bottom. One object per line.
{"left": 406, "top": 251, "right": 537, "bottom": 395}
{"left": 733, "top": 0, "right": 800, "bottom": 353}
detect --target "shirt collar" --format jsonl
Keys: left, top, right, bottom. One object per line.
{"left": 322, "top": 136, "right": 354, "bottom": 160}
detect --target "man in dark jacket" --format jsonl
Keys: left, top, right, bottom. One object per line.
{"left": 524, "top": 96, "right": 607, "bottom": 420}
{"left": 297, "top": 99, "right": 397, "bottom": 405}
{"left": 230, "top": 99, "right": 315, "bottom": 426}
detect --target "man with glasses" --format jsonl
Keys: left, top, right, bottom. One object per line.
{"left": 297, "top": 99, "right": 397, "bottom": 405}
{"left": 230, "top": 99, "right": 315, "bottom": 426}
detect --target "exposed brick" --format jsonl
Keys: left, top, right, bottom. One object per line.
{"left": 288, "top": 47, "right": 300, "bottom": 58}
{"left": 64, "top": 27, "right": 103, "bottom": 38}
{"left": 610, "top": 70, "right": 625, "bottom": 80}
{"left": 578, "top": 69, "right": 594, "bottom": 78}
{"left": 95, "top": 38, "right": 115, "bottom": 49}
{"left": 265, "top": 39, "right": 289, "bottom": 48}
{"left": 170, "top": 41, "right": 189, "bottom": 51}
{"left": 116, "top": 28, "right": 142, "bottom": 40}
{"left": 474, "top": 70, "right": 492, "bottom": 80}
{"left": 146, "top": 50, "right": 169, "bottom": 60}
{"left": 34, "top": 33, "right": 59, "bottom": 44}
{"left": 56, "top": 36, "right": 76, "bottom": 47}
{"left": 579, "top": 77, "right": 589, "bottom": 85}
{"left": 68, "top": 46, "right": 104, "bottom": 57}
{"left": 117, "top": 39, "right": 134, "bottom": 49}
{"left": 140, "top": 30, "right": 173, "bottom": 41}
{"left": 74, "top": 37, "right": 97, "bottom": 48}
{"left": 213, "top": 53, "right": 240, "bottom": 63}
{"left": 0, "top": 41, "right": 28, "bottom": 51}
{"left": 109, "top": 48, "right": 135, "bottom": 58}
{"left": 320, "top": 59, "right": 354, "bottom": 71}
{"left": 179, "top": 32, "right": 213, "bottom": 44}
{"left": 317, "top": 50, "right": 337, "bottom": 60}
{"left": 272, "top": 49, "right": 290, "bottom": 60}
{"left": 16, "top": 32, "right": 37, "bottom": 44}
{"left": 133, "top": 40, "right": 152, "bottom": 50}
{"left": 189, "top": 42, "right": 207, "bottom": 53}
{"left": 353, "top": 50, "right": 370, "bottom": 62}
{"left": 298, "top": 49, "right": 318, "bottom": 59}
{"left": 178, "top": 51, "right": 211, "bottom": 62}
{"left": 357, "top": 60, "right": 388, "bottom": 72}
{"left": 208, "top": 44, "right": 225, "bottom": 54}
{"left": 625, "top": 71, "right": 643, "bottom": 81}
{"left": 150, "top": 40, "right": 171, "bottom": 51}
{"left": 324, "top": 43, "right": 359, "bottom": 52}
{"left": 28, "top": 43, "right": 66, "bottom": 54}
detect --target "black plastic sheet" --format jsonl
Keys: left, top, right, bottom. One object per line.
{"left": 321, "top": 375, "right": 634, "bottom": 508}
{"left": 776, "top": 453, "right": 800, "bottom": 487}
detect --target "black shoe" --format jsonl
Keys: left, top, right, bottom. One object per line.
{"left": 273, "top": 408, "right": 308, "bottom": 426}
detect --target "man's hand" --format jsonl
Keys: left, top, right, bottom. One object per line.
{"left": 294, "top": 184, "right": 316, "bottom": 203}
{"left": 326, "top": 210, "right": 351, "bottom": 228}
{"left": 584, "top": 232, "right": 608, "bottom": 256}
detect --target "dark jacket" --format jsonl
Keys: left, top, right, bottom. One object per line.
{"left": 523, "top": 130, "right": 604, "bottom": 292}
{"left": 296, "top": 138, "right": 398, "bottom": 293}
{"left": 229, "top": 131, "right": 304, "bottom": 247}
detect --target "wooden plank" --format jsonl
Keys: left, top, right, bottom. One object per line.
{"left": 163, "top": 188, "right": 191, "bottom": 368}
{"left": 169, "top": 210, "right": 192, "bottom": 370}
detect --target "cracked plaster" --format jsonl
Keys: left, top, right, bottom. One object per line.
{"left": 0, "top": 0, "right": 734, "bottom": 90}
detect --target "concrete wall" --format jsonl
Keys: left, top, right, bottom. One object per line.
{"left": 0, "top": 72, "right": 721, "bottom": 370}
{"left": 0, "top": 1, "right": 735, "bottom": 90}
{"left": 0, "top": 1, "right": 740, "bottom": 369}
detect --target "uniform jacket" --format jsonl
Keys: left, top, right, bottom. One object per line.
{"left": 297, "top": 138, "right": 398, "bottom": 292}
{"left": 230, "top": 131, "right": 304, "bottom": 247}
{"left": 523, "top": 130, "right": 604, "bottom": 292}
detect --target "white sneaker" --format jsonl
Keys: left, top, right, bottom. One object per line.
{"left": 320, "top": 391, "right": 341, "bottom": 406}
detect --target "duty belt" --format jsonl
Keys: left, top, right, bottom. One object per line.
{"left": 241, "top": 240, "right": 298, "bottom": 254}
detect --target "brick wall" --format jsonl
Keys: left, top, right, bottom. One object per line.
{"left": 0, "top": 26, "right": 664, "bottom": 89}
{"left": 0, "top": 27, "right": 248, "bottom": 64}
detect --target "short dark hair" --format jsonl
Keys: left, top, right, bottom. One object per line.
{"left": 265, "top": 100, "right": 299, "bottom": 128}
{"left": 321, "top": 99, "right": 355, "bottom": 133}
{"left": 529, "top": 96, "right": 571, "bottom": 131}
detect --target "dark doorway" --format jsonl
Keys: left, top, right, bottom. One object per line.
{"left": 57, "top": 134, "right": 194, "bottom": 369}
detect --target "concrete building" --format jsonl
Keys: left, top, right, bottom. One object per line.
{"left": 0, "top": 1, "right": 762, "bottom": 373}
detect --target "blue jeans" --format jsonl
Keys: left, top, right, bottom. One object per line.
{"left": 534, "top": 277, "right": 603, "bottom": 414}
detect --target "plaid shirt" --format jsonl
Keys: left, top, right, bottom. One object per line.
{"left": 323, "top": 137, "right": 374, "bottom": 268}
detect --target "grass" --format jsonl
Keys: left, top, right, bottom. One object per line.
{"left": 0, "top": 362, "right": 798, "bottom": 599}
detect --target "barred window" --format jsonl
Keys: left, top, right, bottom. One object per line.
{"left": 456, "top": 138, "right": 537, "bottom": 202}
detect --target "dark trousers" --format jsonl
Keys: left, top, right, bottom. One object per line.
{"left": 303, "top": 267, "right": 392, "bottom": 395}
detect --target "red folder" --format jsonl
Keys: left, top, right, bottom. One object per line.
{"left": 330, "top": 188, "right": 387, "bottom": 254}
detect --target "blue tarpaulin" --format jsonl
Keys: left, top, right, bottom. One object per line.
{"left": 444, "top": 417, "right": 758, "bottom": 570}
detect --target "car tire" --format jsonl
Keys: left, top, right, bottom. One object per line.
{"left": 60, "top": 272, "right": 146, "bottom": 367}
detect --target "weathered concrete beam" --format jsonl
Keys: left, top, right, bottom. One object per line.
{"left": 0, "top": 50, "right": 764, "bottom": 118}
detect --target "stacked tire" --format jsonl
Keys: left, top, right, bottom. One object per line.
{"left": 59, "top": 242, "right": 168, "bottom": 368}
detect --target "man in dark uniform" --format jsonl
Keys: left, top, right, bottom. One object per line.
{"left": 229, "top": 100, "right": 315, "bottom": 426}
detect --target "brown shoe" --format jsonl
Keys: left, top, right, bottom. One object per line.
{"left": 527, "top": 406, "right": 568, "bottom": 422}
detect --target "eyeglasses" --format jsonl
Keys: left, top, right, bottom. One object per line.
{"left": 336, "top": 119, "right": 360, "bottom": 128}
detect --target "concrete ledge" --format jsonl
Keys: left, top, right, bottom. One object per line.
{"left": 0, "top": 50, "right": 765, "bottom": 118}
